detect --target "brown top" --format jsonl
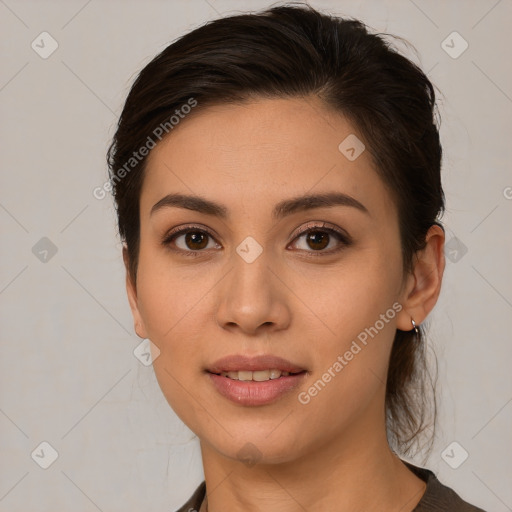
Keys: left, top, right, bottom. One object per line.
{"left": 174, "top": 460, "right": 487, "bottom": 512}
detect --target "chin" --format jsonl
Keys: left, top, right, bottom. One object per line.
{"left": 212, "top": 435, "right": 302, "bottom": 467}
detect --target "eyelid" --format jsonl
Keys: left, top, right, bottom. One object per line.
{"left": 163, "top": 223, "right": 217, "bottom": 240}
{"left": 161, "top": 221, "right": 352, "bottom": 255}
{"left": 290, "top": 221, "right": 352, "bottom": 244}
{"left": 161, "top": 223, "right": 220, "bottom": 251}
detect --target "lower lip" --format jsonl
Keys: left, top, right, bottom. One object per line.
{"left": 207, "top": 372, "right": 307, "bottom": 406}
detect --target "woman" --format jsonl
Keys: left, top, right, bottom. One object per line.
{"left": 107, "top": 3, "right": 486, "bottom": 511}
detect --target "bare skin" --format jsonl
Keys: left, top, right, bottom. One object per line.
{"left": 124, "top": 96, "right": 445, "bottom": 512}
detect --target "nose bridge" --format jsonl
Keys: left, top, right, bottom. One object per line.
{"left": 230, "top": 234, "right": 273, "bottom": 306}
{"left": 235, "top": 234, "right": 266, "bottom": 266}
{"left": 214, "top": 234, "right": 290, "bottom": 333}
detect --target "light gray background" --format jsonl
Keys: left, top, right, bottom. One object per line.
{"left": 1, "top": 0, "right": 511, "bottom": 510}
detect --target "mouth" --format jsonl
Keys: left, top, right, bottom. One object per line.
{"left": 206, "top": 354, "right": 308, "bottom": 406}
{"left": 206, "top": 353, "right": 306, "bottom": 375}
{"left": 209, "top": 369, "right": 306, "bottom": 381}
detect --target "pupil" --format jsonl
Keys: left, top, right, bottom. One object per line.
{"left": 186, "top": 232, "right": 208, "bottom": 250}
{"left": 183, "top": 231, "right": 330, "bottom": 251}
{"left": 308, "top": 231, "right": 329, "bottom": 250}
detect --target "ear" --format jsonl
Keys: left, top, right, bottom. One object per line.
{"left": 123, "top": 245, "right": 148, "bottom": 339}
{"left": 396, "top": 224, "right": 446, "bottom": 331}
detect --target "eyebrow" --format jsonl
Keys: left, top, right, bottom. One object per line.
{"left": 150, "top": 192, "right": 369, "bottom": 220}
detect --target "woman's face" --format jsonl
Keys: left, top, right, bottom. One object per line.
{"left": 127, "top": 96, "right": 417, "bottom": 464}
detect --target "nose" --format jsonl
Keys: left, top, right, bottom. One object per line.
{"left": 214, "top": 250, "right": 291, "bottom": 337}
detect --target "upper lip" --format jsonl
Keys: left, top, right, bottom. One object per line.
{"left": 207, "top": 354, "right": 306, "bottom": 374}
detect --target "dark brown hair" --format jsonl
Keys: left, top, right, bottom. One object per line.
{"left": 107, "top": 2, "right": 444, "bottom": 457}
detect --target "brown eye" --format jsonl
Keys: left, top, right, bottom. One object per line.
{"left": 305, "top": 231, "right": 330, "bottom": 251}
{"left": 183, "top": 231, "right": 209, "bottom": 250}
{"left": 162, "top": 223, "right": 351, "bottom": 258}
{"left": 291, "top": 225, "right": 351, "bottom": 254}
{"left": 162, "top": 226, "right": 220, "bottom": 255}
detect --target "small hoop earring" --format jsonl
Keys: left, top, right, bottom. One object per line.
{"left": 411, "top": 318, "right": 420, "bottom": 336}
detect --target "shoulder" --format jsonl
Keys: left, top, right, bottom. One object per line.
{"left": 173, "top": 481, "right": 206, "bottom": 512}
{"left": 404, "top": 461, "right": 488, "bottom": 512}
{"left": 173, "top": 466, "right": 489, "bottom": 512}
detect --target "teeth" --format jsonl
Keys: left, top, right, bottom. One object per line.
{"left": 238, "top": 370, "right": 253, "bottom": 381}
{"left": 253, "top": 370, "right": 270, "bottom": 381}
{"left": 218, "top": 369, "right": 297, "bottom": 381}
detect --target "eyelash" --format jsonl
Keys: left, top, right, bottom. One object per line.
{"left": 161, "top": 222, "right": 352, "bottom": 258}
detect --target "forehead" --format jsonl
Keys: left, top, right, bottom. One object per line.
{"left": 141, "top": 96, "right": 397, "bottom": 220}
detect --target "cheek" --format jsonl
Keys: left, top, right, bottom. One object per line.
{"left": 135, "top": 255, "right": 212, "bottom": 427}
{"left": 136, "top": 231, "right": 403, "bottom": 365}
{"left": 135, "top": 242, "right": 201, "bottom": 338}
{"left": 297, "top": 250, "right": 402, "bottom": 345}
{"left": 134, "top": 242, "right": 224, "bottom": 371}
{"left": 291, "top": 249, "right": 402, "bottom": 405}
{"left": 133, "top": 229, "right": 403, "bottom": 444}
{"left": 291, "top": 278, "right": 399, "bottom": 448}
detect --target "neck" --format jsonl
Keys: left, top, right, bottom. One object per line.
{"left": 199, "top": 409, "right": 426, "bottom": 512}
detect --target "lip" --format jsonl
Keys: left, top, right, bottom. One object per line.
{"left": 206, "top": 354, "right": 307, "bottom": 406}
{"left": 207, "top": 354, "right": 305, "bottom": 374}
{"left": 208, "top": 372, "right": 307, "bottom": 406}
